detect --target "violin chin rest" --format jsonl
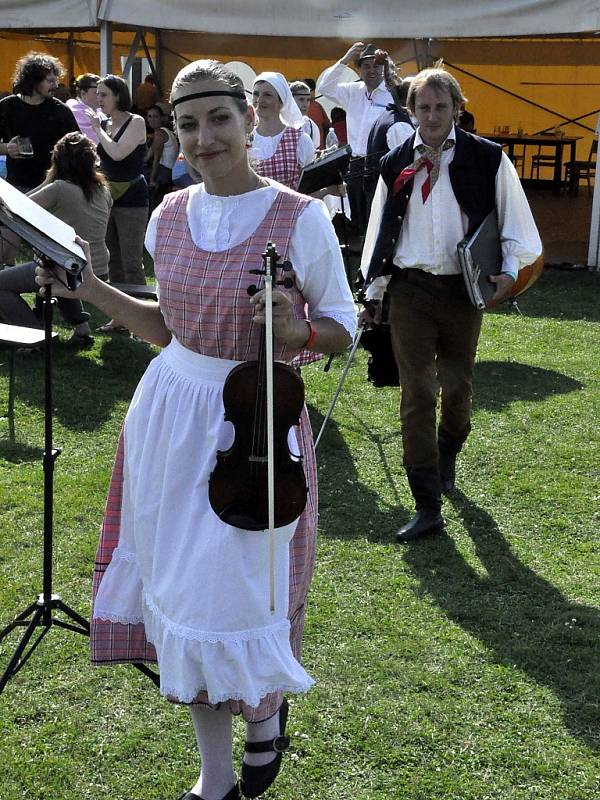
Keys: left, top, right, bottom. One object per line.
{"left": 213, "top": 499, "right": 305, "bottom": 532}
{"left": 217, "top": 505, "right": 267, "bottom": 532}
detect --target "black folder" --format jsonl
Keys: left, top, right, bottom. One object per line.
{"left": 297, "top": 145, "right": 352, "bottom": 194}
{"left": 457, "top": 210, "right": 502, "bottom": 310}
{"left": 0, "top": 177, "right": 86, "bottom": 288}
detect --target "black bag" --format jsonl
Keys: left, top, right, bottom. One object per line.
{"left": 360, "top": 324, "right": 399, "bottom": 387}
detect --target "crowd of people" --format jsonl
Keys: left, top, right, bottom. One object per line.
{"left": 0, "top": 44, "right": 542, "bottom": 800}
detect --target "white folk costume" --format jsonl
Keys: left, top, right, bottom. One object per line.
{"left": 250, "top": 71, "right": 315, "bottom": 192}
{"left": 90, "top": 180, "right": 356, "bottom": 722}
{"left": 250, "top": 127, "right": 314, "bottom": 190}
{"left": 251, "top": 73, "right": 319, "bottom": 369}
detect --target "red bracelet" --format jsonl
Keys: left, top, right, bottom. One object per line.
{"left": 302, "top": 319, "right": 318, "bottom": 349}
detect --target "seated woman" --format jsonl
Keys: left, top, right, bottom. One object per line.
{"left": 36, "top": 58, "right": 356, "bottom": 800}
{"left": 144, "top": 104, "right": 179, "bottom": 210}
{"left": 250, "top": 71, "right": 315, "bottom": 190}
{"left": 0, "top": 132, "right": 112, "bottom": 346}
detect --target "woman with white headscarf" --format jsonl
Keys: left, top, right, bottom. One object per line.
{"left": 250, "top": 71, "right": 315, "bottom": 190}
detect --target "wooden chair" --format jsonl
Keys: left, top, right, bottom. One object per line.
{"left": 564, "top": 138, "right": 597, "bottom": 196}
{"left": 0, "top": 323, "right": 57, "bottom": 442}
{"left": 529, "top": 144, "right": 559, "bottom": 180}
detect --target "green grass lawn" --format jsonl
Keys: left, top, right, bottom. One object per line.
{"left": 0, "top": 268, "right": 599, "bottom": 800}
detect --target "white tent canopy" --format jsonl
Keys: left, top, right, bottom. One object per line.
{"left": 1, "top": 1, "right": 598, "bottom": 37}
{"left": 97, "top": 0, "right": 600, "bottom": 38}
{"left": 0, "top": 0, "right": 97, "bottom": 28}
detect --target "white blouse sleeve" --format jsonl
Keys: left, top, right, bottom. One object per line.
{"left": 288, "top": 199, "right": 356, "bottom": 339}
{"left": 144, "top": 203, "right": 163, "bottom": 259}
{"left": 297, "top": 131, "right": 316, "bottom": 167}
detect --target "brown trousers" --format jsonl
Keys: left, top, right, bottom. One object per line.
{"left": 387, "top": 269, "right": 483, "bottom": 469}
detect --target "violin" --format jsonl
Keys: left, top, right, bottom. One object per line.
{"left": 208, "top": 243, "right": 308, "bottom": 532}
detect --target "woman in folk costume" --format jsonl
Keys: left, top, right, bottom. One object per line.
{"left": 36, "top": 60, "right": 355, "bottom": 800}
{"left": 251, "top": 72, "right": 335, "bottom": 370}
{"left": 250, "top": 71, "right": 315, "bottom": 190}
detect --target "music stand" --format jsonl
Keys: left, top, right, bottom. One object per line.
{"left": 0, "top": 191, "right": 160, "bottom": 692}
{"left": 0, "top": 272, "right": 91, "bottom": 692}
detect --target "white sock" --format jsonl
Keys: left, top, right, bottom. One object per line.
{"left": 189, "top": 704, "right": 236, "bottom": 800}
{"left": 243, "top": 708, "right": 281, "bottom": 768}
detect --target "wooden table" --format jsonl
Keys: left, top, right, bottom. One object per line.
{"left": 481, "top": 133, "right": 582, "bottom": 195}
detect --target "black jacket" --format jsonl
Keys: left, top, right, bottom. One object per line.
{"left": 364, "top": 103, "right": 415, "bottom": 196}
{"left": 364, "top": 126, "right": 502, "bottom": 287}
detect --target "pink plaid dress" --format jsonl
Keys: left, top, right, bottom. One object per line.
{"left": 252, "top": 127, "right": 302, "bottom": 190}
{"left": 253, "top": 127, "right": 322, "bottom": 369}
{"left": 90, "top": 186, "right": 319, "bottom": 721}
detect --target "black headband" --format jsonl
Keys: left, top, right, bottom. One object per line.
{"left": 172, "top": 90, "right": 247, "bottom": 108}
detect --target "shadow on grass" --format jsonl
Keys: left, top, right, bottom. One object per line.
{"left": 309, "top": 405, "right": 407, "bottom": 543}
{"left": 403, "top": 488, "right": 600, "bottom": 750}
{"left": 474, "top": 360, "right": 582, "bottom": 411}
{"left": 0, "top": 438, "right": 43, "bottom": 463}
{"left": 4, "top": 335, "right": 156, "bottom": 433}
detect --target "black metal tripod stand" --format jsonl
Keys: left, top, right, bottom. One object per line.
{"left": 0, "top": 273, "right": 158, "bottom": 692}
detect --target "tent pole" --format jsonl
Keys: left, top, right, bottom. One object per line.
{"left": 121, "top": 30, "right": 144, "bottom": 79}
{"left": 587, "top": 154, "right": 600, "bottom": 270}
{"left": 100, "top": 20, "right": 113, "bottom": 76}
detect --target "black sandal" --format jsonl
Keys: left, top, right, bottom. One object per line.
{"left": 240, "top": 698, "right": 289, "bottom": 799}
{"left": 178, "top": 784, "right": 240, "bottom": 800}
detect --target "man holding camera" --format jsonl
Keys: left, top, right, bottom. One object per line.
{"left": 317, "top": 42, "right": 393, "bottom": 236}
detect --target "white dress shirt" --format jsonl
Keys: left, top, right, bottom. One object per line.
{"left": 386, "top": 120, "right": 416, "bottom": 150}
{"left": 301, "top": 116, "right": 321, "bottom": 147}
{"left": 145, "top": 180, "right": 356, "bottom": 339}
{"left": 361, "top": 126, "right": 542, "bottom": 300}
{"left": 317, "top": 61, "right": 393, "bottom": 157}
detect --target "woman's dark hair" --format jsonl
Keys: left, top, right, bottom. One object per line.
{"left": 46, "top": 132, "right": 108, "bottom": 202}
{"left": 99, "top": 74, "right": 132, "bottom": 112}
{"left": 75, "top": 73, "right": 100, "bottom": 94}
{"left": 12, "top": 51, "right": 63, "bottom": 96}
{"left": 330, "top": 106, "right": 346, "bottom": 123}
{"left": 171, "top": 60, "right": 248, "bottom": 115}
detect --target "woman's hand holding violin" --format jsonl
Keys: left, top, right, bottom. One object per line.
{"left": 250, "top": 286, "right": 309, "bottom": 348}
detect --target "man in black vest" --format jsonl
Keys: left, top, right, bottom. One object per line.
{"left": 360, "top": 66, "right": 541, "bottom": 542}
{"left": 364, "top": 75, "right": 415, "bottom": 221}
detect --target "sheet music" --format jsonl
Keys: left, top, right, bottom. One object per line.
{"left": 0, "top": 177, "right": 85, "bottom": 263}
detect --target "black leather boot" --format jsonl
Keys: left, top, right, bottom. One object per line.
{"left": 396, "top": 466, "right": 444, "bottom": 542}
{"left": 437, "top": 431, "right": 467, "bottom": 494}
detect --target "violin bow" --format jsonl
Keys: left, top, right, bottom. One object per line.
{"left": 263, "top": 244, "right": 277, "bottom": 613}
